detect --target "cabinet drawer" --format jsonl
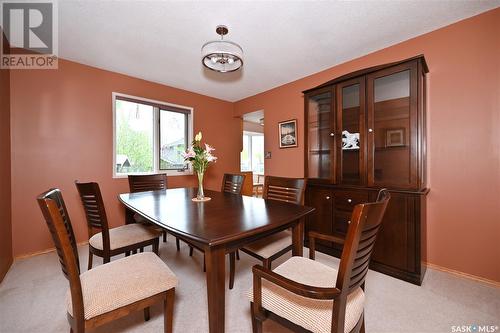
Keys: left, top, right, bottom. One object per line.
{"left": 333, "top": 190, "right": 369, "bottom": 212}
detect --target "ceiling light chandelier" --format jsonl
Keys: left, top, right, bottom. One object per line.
{"left": 201, "top": 25, "right": 243, "bottom": 73}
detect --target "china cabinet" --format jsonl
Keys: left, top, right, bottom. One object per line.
{"left": 304, "top": 55, "right": 429, "bottom": 285}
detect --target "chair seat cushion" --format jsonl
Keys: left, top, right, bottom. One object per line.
{"left": 67, "top": 252, "right": 177, "bottom": 320}
{"left": 89, "top": 223, "right": 161, "bottom": 251}
{"left": 248, "top": 256, "right": 365, "bottom": 333}
{"left": 243, "top": 230, "right": 292, "bottom": 259}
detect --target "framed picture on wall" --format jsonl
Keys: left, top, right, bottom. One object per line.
{"left": 385, "top": 128, "right": 405, "bottom": 147}
{"left": 278, "top": 119, "right": 298, "bottom": 148}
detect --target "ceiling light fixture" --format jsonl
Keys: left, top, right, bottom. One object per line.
{"left": 201, "top": 25, "right": 243, "bottom": 73}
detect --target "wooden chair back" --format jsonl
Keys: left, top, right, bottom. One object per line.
{"left": 75, "top": 181, "right": 111, "bottom": 254}
{"left": 37, "top": 189, "right": 85, "bottom": 327}
{"left": 262, "top": 176, "right": 307, "bottom": 205}
{"left": 239, "top": 171, "right": 254, "bottom": 196}
{"left": 128, "top": 174, "right": 168, "bottom": 193}
{"left": 333, "top": 189, "right": 390, "bottom": 332}
{"left": 221, "top": 173, "right": 245, "bottom": 194}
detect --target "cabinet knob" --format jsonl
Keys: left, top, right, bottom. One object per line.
{"left": 368, "top": 128, "right": 373, "bottom": 133}
{"left": 347, "top": 199, "right": 352, "bottom": 203}
{"left": 329, "top": 132, "right": 335, "bottom": 137}
{"left": 348, "top": 220, "right": 351, "bottom": 224}
{"left": 326, "top": 196, "right": 330, "bottom": 200}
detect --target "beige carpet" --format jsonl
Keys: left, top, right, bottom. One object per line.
{"left": 0, "top": 239, "right": 499, "bottom": 333}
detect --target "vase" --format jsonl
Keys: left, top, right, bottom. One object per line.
{"left": 196, "top": 171, "right": 205, "bottom": 200}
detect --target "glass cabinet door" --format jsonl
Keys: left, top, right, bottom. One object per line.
{"left": 367, "top": 62, "right": 417, "bottom": 188}
{"left": 336, "top": 79, "right": 365, "bottom": 185}
{"left": 306, "top": 88, "right": 335, "bottom": 182}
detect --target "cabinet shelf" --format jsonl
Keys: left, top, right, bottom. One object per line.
{"left": 375, "top": 145, "right": 409, "bottom": 151}
{"left": 308, "top": 126, "right": 331, "bottom": 131}
{"left": 309, "top": 150, "right": 331, "bottom": 155}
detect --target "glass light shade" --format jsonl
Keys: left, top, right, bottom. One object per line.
{"left": 201, "top": 40, "right": 243, "bottom": 72}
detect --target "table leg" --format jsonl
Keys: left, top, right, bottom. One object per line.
{"left": 125, "top": 207, "right": 136, "bottom": 224}
{"left": 205, "top": 246, "right": 226, "bottom": 333}
{"left": 291, "top": 218, "right": 304, "bottom": 256}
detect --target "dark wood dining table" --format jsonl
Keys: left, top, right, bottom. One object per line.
{"left": 118, "top": 187, "right": 315, "bottom": 333}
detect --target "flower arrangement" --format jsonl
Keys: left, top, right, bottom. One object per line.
{"left": 182, "top": 132, "right": 217, "bottom": 200}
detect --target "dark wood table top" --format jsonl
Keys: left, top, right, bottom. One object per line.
{"left": 119, "top": 187, "right": 314, "bottom": 246}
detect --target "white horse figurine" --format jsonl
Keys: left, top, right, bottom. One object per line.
{"left": 342, "top": 130, "right": 360, "bottom": 150}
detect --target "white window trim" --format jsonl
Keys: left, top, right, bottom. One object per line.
{"left": 112, "top": 92, "right": 194, "bottom": 178}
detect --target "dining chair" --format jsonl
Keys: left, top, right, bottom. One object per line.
{"left": 37, "top": 188, "right": 177, "bottom": 333}
{"left": 249, "top": 189, "right": 390, "bottom": 333}
{"left": 239, "top": 171, "right": 254, "bottom": 196}
{"left": 188, "top": 173, "right": 245, "bottom": 281}
{"left": 221, "top": 173, "right": 245, "bottom": 194}
{"left": 127, "top": 174, "right": 172, "bottom": 247}
{"left": 229, "top": 176, "right": 306, "bottom": 289}
{"left": 253, "top": 174, "right": 265, "bottom": 197}
{"left": 75, "top": 181, "right": 161, "bottom": 270}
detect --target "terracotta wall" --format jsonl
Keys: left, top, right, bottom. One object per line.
{"left": 9, "top": 59, "right": 240, "bottom": 257}
{"left": 0, "top": 31, "right": 13, "bottom": 281}
{"left": 234, "top": 9, "right": 500, "bottom": 282}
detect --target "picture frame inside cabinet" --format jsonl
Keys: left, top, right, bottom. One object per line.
{"left": 385, "top": 128, "right": 406, "bottom": 147}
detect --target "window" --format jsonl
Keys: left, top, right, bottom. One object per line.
{"left": 240, "top": 131, "right": 264, "bottom": 174}
{"left": 113, "top": 93, "right": 193, "bottom": 177}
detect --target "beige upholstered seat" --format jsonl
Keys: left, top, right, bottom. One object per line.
{"left": 249, "top": 256, "right": 365, "bottom": 333}
{"left": 89, "top": 223, "right": 161, "bottom": 251}
{"left": 243, "top": 230, "right": 292, "bottom": 258}
{"left": 67, "top": 252, "right": 178, "bottom": 320}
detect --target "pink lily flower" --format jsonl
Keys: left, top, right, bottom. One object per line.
{"left": 205, "top": 143, "right": 215, "bottom": 153}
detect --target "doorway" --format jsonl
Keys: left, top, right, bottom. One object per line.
{"left": 241, "top": 110, "right": 264, "bottom": 196}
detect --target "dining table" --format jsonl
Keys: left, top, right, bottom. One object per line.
{"left": 119, "top": 187, "right": 315, "bottom": 333}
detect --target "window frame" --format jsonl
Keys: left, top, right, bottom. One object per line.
{"left": 112, "top": 92, "right": 194, "bottom": 178}
{"left": 158, "top": 108, "right": 189, "bottom": 171}
{"left": 240, "top": 131, "right": 264, "bottom": 173}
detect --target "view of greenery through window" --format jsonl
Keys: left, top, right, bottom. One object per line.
{"left": 160, "top": 110, "right": 187, "bottom": 170}
{"left": 240, "top": 132, "right": 264, "bottom": 174}
{"left": 115, "top": 98, "right": 189, "bottom": 175}
{"left": 115, "top": 100, "right": 154, "bottom": 174}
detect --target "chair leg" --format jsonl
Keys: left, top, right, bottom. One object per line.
{"left": 360, "top": 315, "right": 365, "bottom": 333}
{"left": 153, "top": 239, "right": 159, "bottom": 255}
{"left": 87, "top": 250, "right": 93, "bottom": 270}
{"left": 163, "top": 231, "right": 167, "bottom": 243}
{"left": 144, "top": 307, "right": 150, "bottom": 321}
{"left": 125, "top": 251, "right": 130, "bottom": 257}
{"left": 140, "top": 247, "right": 144, "bottom": 253}
{"left": 229, "top": 251, "right": 236, "bottom": 290}
{"left": 250, "top": 302, "right": 263, "bottom": 333}
{"left": 203, "top": 255, "right": 206, "bottom": 272}
{"left": 236, "top": 249, "right": 240, "bottom": 260}
{"left": 164, "top": 289, "right": 175, "bottom": 333}
{"left": 132, "top": 249, "right": 137, "bottom": 255}
{"left": 104, "top": 256, "right": 110, "bottom": 264}
{"left": 175, "top": 238, "right": 180, "bottom": 251}
{"left": 189, "top": 246, "right": 193, "bottom": 257}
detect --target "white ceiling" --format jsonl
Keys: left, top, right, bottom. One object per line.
{"left": 58, "top": 1, "right": 500, "bottom": 102}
